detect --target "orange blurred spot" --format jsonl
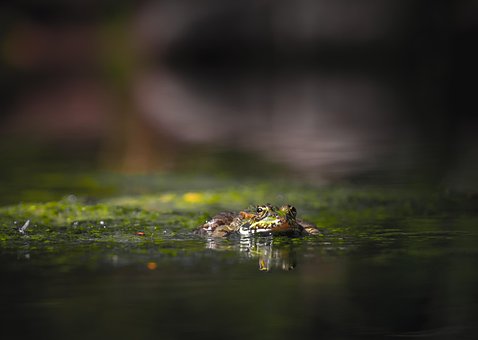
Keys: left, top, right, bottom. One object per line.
{"left": 147, "top": 262, "right": 157, "bottom": 270}
{"left": 136, "top": 232, "right": 145, "bottom": 236}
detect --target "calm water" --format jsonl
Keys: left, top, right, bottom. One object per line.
{"left": 1, "top": 200, "right": 477, "bottom": 340}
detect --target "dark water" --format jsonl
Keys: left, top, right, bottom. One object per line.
{"left": 1, "top": 206, "right": 477, "bottom": 340}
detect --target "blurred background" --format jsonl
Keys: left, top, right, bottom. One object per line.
{"left": 1, "top": 0, "right": 477, "bottom": 196}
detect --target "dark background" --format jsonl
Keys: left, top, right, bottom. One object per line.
{"left": 1, "top": 0, "right": 477, "bottom": 190}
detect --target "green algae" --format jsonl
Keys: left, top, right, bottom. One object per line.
{"left": 1, "top": 180, "right": 475, "bottom": 260}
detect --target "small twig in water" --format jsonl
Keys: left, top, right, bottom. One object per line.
{"left": 19, "top": 220, "right": 30, "bottom": 234}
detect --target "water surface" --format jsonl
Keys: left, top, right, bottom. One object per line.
{"left": 1, "top": 181, "right": 477, "bottom": 339}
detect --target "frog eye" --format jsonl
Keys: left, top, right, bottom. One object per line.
{"left": 256, "top": 206, "right": 263, "bottom": 213}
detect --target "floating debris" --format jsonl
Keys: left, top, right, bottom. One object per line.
{"left": 18, "top": 220, "right": 30, "bottom": 234}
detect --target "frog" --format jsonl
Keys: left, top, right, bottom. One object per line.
{"left": 195, "top": 204, "right": 319, "bottom": 237}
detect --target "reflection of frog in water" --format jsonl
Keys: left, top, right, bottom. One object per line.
{"left": 244, "top": 237, "right": 298, "bottom": 272}
{"left": 205, "top": 234, "right": 298, "bottom": 271}
{"left": 195, "top": 204, "right": 320, "bottom": 237}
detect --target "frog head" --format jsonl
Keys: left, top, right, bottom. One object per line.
{"left": 239, "top": 204, "right": 300, "bottom": 236}
{"left": 239, "top": 204, "right": 281, "bottom": 235}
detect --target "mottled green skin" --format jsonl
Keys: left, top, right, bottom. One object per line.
{"left": 195, "top": 204, "right": 319, "bottom": 237}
